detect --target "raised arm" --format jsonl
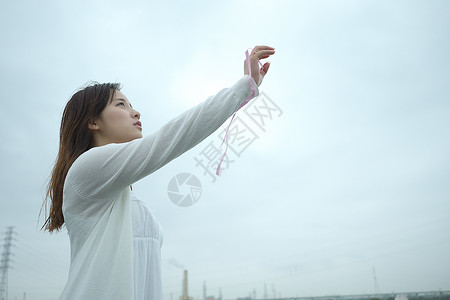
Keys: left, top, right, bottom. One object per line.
{"left": 66, "top": 75, "right": 259, "bottom": 200}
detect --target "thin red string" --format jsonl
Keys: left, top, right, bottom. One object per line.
{"left": 215, "top": 49, "right": 263, "bottom": 176}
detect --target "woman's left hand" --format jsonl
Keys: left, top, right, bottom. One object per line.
{"left": 244, "top": 45, "right": 275, "bottom": 87}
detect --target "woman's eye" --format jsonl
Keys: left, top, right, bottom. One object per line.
{"left": 117, "top": 102, "right": 125, "bottom": 106}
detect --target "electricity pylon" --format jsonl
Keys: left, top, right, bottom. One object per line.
{"left": 372, "top": 266, "right": 380, "bottom": 294}
{"left": 0, "top": 226, "right": 16, "bottom": 300}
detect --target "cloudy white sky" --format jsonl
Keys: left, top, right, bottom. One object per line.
{"left": 0, "top": 0, "right": 449, "bottom": 299}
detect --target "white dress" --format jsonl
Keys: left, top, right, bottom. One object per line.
{"left": 59, "top": 75, "right": 259, "bottom": 300}
{"left": 131, "top": 192, "right": 164, "bottom": 300}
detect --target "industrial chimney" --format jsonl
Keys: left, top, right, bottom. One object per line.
{"left": 179, "top": 269, "right": 194, "bottom": 300}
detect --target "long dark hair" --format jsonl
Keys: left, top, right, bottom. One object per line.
{"left": 40, "top": 82, "right": 122, "bottom": 232}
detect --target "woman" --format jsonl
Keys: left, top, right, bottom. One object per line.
{"left": 41, "top": 45, "right": 275, "bottom": 300}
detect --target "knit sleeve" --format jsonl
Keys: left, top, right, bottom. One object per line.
{"left": 66, "top": 75, "right": 259, "bottom": 200}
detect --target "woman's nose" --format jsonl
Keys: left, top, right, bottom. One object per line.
{"left": 133, "top": 109, "right": 140, "bottom": 119}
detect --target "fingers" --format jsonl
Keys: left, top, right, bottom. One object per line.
{"left": 251, "top": 46, "right": 275, "bottom": 60}
{"left": 257, "top": 50, "right": 275, "bottom": 59}
{"left": 260, "top": 62, "right": 271, "bottom": 76}
{"left": 251, "top": 45, "right": 275, "bottom": 55}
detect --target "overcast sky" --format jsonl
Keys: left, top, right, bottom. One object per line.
{"left": 0, "top": 0, "right": 449, "bottom": 299}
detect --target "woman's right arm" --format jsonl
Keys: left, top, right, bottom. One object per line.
{"left": 66, "top": 75, "right": 259, "bottom": 200}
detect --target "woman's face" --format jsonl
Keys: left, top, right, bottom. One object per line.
{"left": 89, "top": 90, "right": 143, "bottom": 146}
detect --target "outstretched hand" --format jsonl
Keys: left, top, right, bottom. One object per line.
{"left": 244, "top": 45, "right": 275, "bottom": 87}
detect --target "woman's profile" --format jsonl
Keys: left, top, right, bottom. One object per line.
{"left": 40, "top": 45, "right": 275, "bottom": 300}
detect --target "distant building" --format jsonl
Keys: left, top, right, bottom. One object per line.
{"left": 395, "top": 295, "right": 409, "bottom": 300}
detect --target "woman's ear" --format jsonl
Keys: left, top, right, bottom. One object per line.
{"left": 88, "top": 120, "right": 100, "bottom": 131}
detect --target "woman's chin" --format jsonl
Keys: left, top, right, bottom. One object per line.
{"left": 132, "top": 133, "right": 143, "bottom": 141}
